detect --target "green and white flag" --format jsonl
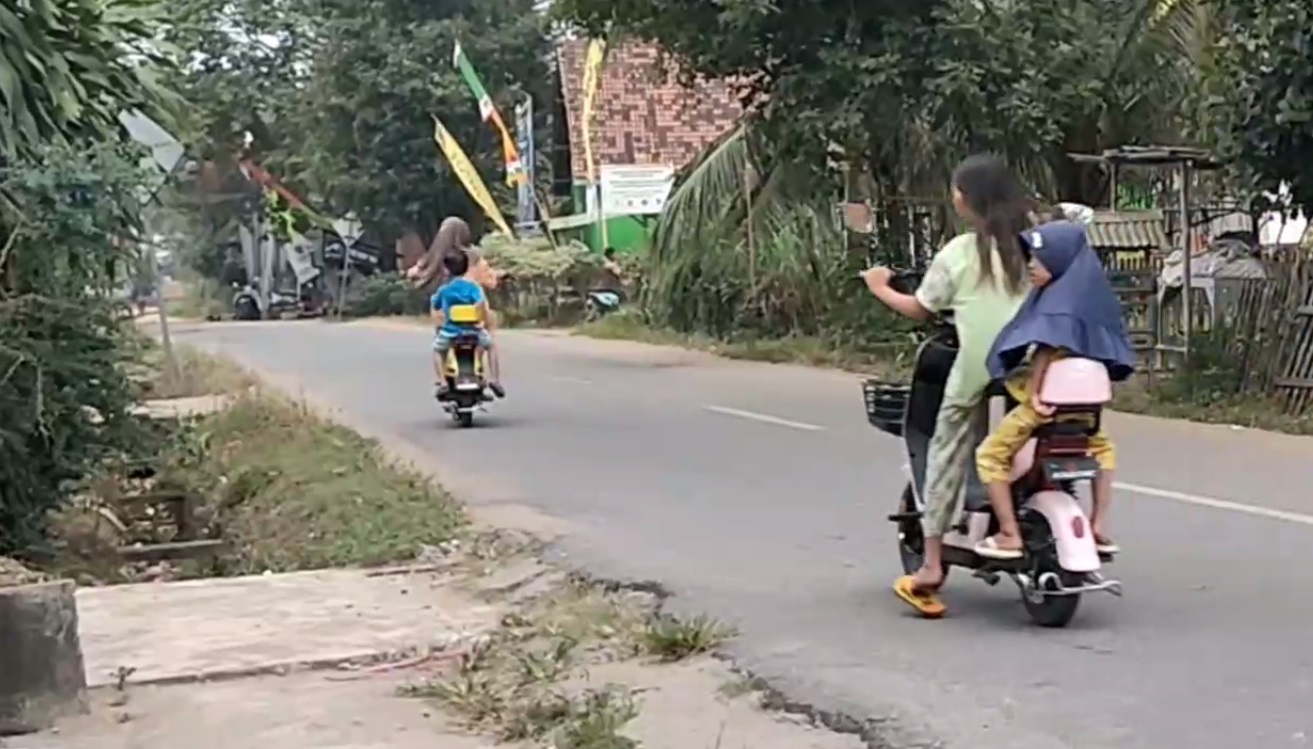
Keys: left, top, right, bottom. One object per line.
{"left": 453, "top": 42, "right": 495, "bottom": 120}
{"left": 453, "top": 41, "right": 523, "bottom": 184}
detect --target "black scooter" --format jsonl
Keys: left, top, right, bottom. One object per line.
{"left": 861, "top": 272, "right": 1121, "bottom": 627}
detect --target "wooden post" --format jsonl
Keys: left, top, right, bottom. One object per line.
{"left": 745, "top": 158, "right": 756, "bottom": 296}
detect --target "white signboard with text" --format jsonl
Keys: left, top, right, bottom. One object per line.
{"left": 594, "top": 164, "right": 675, "bottom": 217}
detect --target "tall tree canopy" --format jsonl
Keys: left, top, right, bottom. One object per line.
{"left": 553, "top": 0, "right": 1210, "bottom": 203}
{"left": 1211, "top": 0, "right": 1313, "bottom": 218}
{"left": 162, "top": 0, "right": 552, "bottom": 239}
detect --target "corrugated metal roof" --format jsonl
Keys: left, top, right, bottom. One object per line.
{"left": 1087, "top": 210, "right": 1170, "bottom": 251}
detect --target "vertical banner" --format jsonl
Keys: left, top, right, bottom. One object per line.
{"left": 580, "top": 38, "right": 607, "bottom": 245}
{"left": 514, "top": 98, "right": 535, "bottom": 227}
{"left": 432, "top": 116, "right": 515, "bottom": 238}
{"left": 580, "top": 39, "right": 606, "bottom": 186}
{"left": 453, "top": 41, "right": 524, "bottom": 187}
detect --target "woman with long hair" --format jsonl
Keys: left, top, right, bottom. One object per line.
{"left": 419, "top": 217, "right": 506, "bottom": 397}
{"left": 862, "top": 154, "right": 1033, "bottom": 615}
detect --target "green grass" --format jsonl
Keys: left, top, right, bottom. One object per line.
{"left": 576, "top": 311, "right": 914, "bottom": 378}
{"left": 179, "top": 392, "right": 466, "bottom": 573}
{"left": 139, "top": 343, "right": 254, "bottom": 399}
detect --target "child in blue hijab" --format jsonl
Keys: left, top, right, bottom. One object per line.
{"left": 973, "top": 220, "right": 1136, "bottom": 560}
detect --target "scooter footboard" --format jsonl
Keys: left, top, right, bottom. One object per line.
{"left": 1025, "top": 490, "right": 1100, "bottom": 573}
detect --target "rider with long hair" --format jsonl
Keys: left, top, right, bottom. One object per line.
{"left": 862, "top": 154, "right": 1033, "bottom": 612}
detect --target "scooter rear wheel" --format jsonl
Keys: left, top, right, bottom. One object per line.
{"left": 1018, "top": 513, "right": 1082, "bottom": 628}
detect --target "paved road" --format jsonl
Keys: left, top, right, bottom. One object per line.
{"left": 177, "top": 319, "right": 1313, "bottom": 749}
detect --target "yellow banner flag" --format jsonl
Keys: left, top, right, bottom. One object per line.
{"left": 580, "top": 39, "right": 606, "bottom": 185}
{"left": 432, "top": 115, "right": 514, "bottom": 238}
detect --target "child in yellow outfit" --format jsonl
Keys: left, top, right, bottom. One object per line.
{"left": 973, "top": 221, "right": 1137, "bottom": 560}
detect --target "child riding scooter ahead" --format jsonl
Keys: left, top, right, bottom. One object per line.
{"left": 974, "top": 220, "right": 1135, "bottom": 560}
{"left": 431, "top": 250, "right": 505, "bottom": 399}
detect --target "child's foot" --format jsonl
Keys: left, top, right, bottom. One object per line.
{"left": 1093, "top": 532, "right": 1120, "bottom": 555}
{"left": 489, "top": 382, "right": 506, "bottom": 399}
{"left": 975, "top": 533, "right": 1024, "bottom": 560}
{"left": 434, "top": 383, "right": 448, "bottom": 400}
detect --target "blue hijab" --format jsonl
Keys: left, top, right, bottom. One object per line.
{"left": 987, "top": 220, "right": 1136, "bottom": 382}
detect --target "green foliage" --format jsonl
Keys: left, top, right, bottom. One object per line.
{"left": 554, "top": 0, "right": 1209, "bottom": 203}
{"left": 1211, "top": 1, "right": 1313, "bottom": 217}
{"left": 480, "top": 235, "right": 598, "bottom": 282}
{"left": 639, "top": 128, "right": 916, "bottom": 348}
{"left": 163, "top": 0, "right": 553, "bottom": 239}
{"left": 0, "top": 144, "right": 151, "bottom": 555}
{"left": 342, "top": 273, "right": 430, "bottom": 317}
{"left": 169, "top": 392, "right": 466, "bottom": 573}
{"left": 0, "top": 0, "right": 173, "bottom": 159}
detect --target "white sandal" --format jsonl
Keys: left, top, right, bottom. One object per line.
{"left": 975, "top": 536, "right": 1023, "bottom": 560}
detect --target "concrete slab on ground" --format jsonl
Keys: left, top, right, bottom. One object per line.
{"left": 18, "top": 671, "right": 493, "bottom": 749}
{"left": 76, "top": 568, "right": 500, "bottom": 688}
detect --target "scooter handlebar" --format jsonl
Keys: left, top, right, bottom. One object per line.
{"left": 857, "top": 267, "right": 921, "bottom": 295}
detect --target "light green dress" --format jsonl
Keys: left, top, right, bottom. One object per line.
{"left": 912, "top": 233, "right": 1029, "bottom": 536}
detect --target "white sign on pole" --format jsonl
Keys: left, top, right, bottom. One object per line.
{"left": 599, "top": 164, "right": 674, "bottom": 217}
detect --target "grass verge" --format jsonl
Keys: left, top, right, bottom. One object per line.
{"left": 577, "top": 313, "right": 1313, "bottom": 436}
{"left": 406, "top": 573, "right": 735, "bottom": 747}
{"left": 52, "top": 345, "right": 464, "bottom": 582}
{"left": 577, "top": 311, "right": 914, "bottom": 378}
{"left": 175, "top": 391, "right": 466, "bottom": 573}
{"left": 138, "top": 342, "right": 254, "bottom": 399}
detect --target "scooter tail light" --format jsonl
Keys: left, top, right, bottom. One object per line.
{"left": 1070, "top": 516, "right": 1086, "bottom": 539}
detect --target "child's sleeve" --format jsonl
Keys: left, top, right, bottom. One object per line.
{"left": 430, "top": 287, "right": 445, "bottom": 311}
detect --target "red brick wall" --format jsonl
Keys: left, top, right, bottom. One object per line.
{"left": 557, "top": 39, "right": 742, "bottom": 177}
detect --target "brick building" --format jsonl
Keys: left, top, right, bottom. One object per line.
{"left": 554, "top": 38, "right": 742, "bottom": 179}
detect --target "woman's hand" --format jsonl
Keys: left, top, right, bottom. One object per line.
{"left": 862, "top": 267, "right": 894, "bottom": 293}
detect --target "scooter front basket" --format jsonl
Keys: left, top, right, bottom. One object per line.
{"left": 862, "top": 378, "right": 910, "bottom": 437}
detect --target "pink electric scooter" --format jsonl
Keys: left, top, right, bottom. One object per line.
{"left": 863, "top": 280, "right": 1121, "bottom": 627}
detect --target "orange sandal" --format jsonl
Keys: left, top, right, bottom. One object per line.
{"left": 893, "top": 575, "right": 946, "bottom": 618}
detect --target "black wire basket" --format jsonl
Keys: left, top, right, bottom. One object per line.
{"left": 862, "top": 378, "right": 910, "bottom": 437}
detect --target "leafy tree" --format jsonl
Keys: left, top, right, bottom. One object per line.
{"left": 162, "top": 0, "right": 553, "bottom": 247}
{"left": 1, "top": 0, "right": 170, "bottom": 554}
{"left": 1210, "top": 0, "right": 1313, "bottom": 217}
{"left": 0, "top": 0, "right": 171, "bottom": 159}
{"left": 1, "top": 144, "right": 152, "bottom": 556}
{"left": 553, "top": 0, "right": 1208, "bottom": 203}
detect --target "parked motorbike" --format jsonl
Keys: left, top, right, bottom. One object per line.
{"left": 862, "top": 272, "right": 1121, "bottom": 627}
{"left": 436, "top": 305, "right": 493, "bottom": 428}
{"left": 583, "top": 288, "right": 624, "bottom": 322}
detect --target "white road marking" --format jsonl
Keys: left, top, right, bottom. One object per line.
{"left": 1114, "top": 481, "right": 1313, "bottom": 527}
{"left": 702, "top": 405, "right": 825, "bottom": 432}
{"left": 552, "top": 376, "right": 594, "bottom": 385}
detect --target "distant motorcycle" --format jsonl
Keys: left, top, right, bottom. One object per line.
{"left": 232, "top": 283, "right": 261, "bottom": 321}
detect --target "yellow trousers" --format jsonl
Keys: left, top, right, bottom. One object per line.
{"left": 975, "top": 400, "right": 1116, "bottom": 484}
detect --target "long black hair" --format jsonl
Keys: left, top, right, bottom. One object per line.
{"left": 951, "top": 154, "right": 1031, "bottom": 294}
